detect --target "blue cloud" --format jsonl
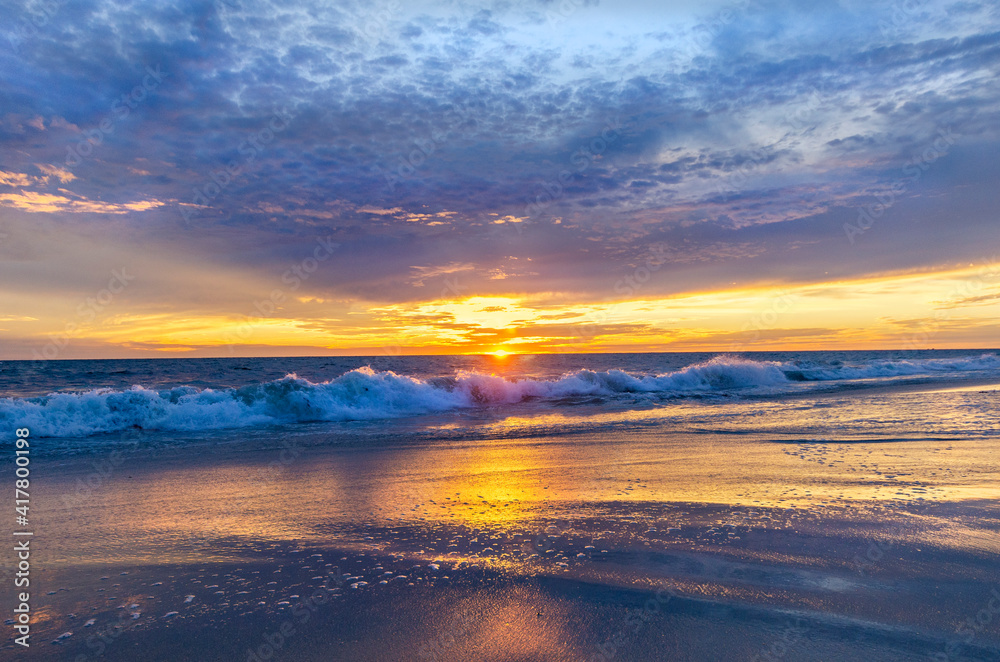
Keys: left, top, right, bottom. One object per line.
{"left": 1, "top": 0, "right": 999, "bottom": 306}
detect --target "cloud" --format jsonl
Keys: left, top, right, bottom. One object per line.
{"left": 1, "top": 0, "right": 1000, "bottom": 354}
{"left": 34, "top": 164, "right": 77, "bottom": 183}
{"left": 0, "top": 191, "right": 164, "bottom": 214}
{"left": 407, "top": 262, "right": 477, "bottom": 288}
{"left": 0, "top": 172, "right": 34, "bottom": 187}
{"left": 938, "top": 290, "right": 1000, "bottom": 309}
{"left": 0, "top": 166, "right": 76, "bottom": 187}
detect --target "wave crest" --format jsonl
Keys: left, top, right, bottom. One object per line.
{"left": 2, "top": 354, "right": 996, "bottom": 438}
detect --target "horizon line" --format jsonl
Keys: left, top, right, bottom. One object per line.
{"left": 3, "top": 347, "right": 999, "bottom": 362}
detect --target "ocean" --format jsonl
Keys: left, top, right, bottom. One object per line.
{"left": 4, "top": 350, "right": 1000, "bottom": 660}
{"left": 4, "top": 349, "right": 1000, "bottom": 444}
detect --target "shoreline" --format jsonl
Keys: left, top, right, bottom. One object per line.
{"left": 15, "top": 419, "right": 1000, "bottom": 659}
{"left": 10, "top": 364, "right": 1000, "bottom": 660}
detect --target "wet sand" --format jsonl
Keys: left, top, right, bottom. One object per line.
{"left": 11, "top": 417, "right": 1000, "bottom": 660}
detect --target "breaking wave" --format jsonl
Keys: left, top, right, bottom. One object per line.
{"left": 2, "top": 354, "right": 997, "bottom": 437}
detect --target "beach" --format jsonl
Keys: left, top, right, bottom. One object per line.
{"left": 3, "top": 352, "right": 998, "bottom": 660}
{"left": 6, "top": 0, "right": 1000, "bottom": 657}
{"left": 7, "top": 0, "right": 1000, "bottom": 655}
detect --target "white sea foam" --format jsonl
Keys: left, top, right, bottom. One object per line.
{"left": 778, "top": 352, "right": 1000, "bottom": 381}
{"left": 1, "top": 354, "right": 996, "bottom": 437}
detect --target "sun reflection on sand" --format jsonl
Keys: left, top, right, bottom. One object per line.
{"left": 417, "top": 587, "right": 583, "bottom": 660}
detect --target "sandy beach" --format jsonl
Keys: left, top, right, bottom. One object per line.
{"left": 13, "top": 374, "right": 1000, "bottom": 660}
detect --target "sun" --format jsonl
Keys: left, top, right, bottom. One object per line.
{"left": 489, "top": 349, "right": 511, "bottom": 357}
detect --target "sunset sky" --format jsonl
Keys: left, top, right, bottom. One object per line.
{"left": 1, "top": 0, "right": 999, "bottom": 358}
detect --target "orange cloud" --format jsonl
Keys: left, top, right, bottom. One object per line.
{"left": 0, "top": 171, "right": 34, "bottom": 187}
{"left": 34, "top": 164, "right": 77, "bottom": 183}
{"left": 0, "top": 190, "right": 164, "bottom": 214}
{"left": 0, "top": 165, "right": 77, "bottom": 188}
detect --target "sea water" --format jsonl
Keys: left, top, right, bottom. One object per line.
{"left": 2, "top": 350, "right": 998, "bottom": 445}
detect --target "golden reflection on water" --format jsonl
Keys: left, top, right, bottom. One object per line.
{"left": 39, "top": 414, "right": 998, "bottom": 567}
